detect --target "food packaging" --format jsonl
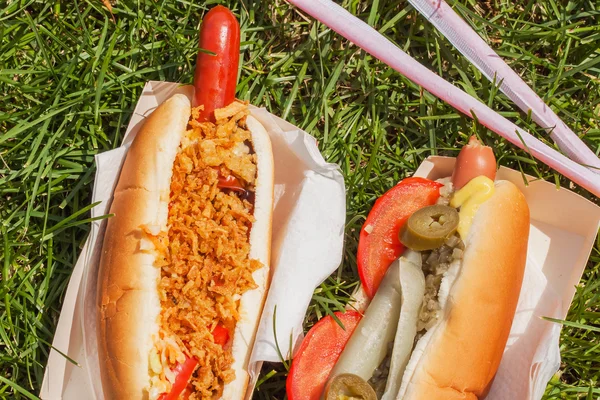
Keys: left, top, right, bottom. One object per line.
{"left": 40, "top": 82, "right": 600, "bottom": 400}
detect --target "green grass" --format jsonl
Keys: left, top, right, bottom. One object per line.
{"left": 1, "top": 0, "right": 600, "bottom": 398}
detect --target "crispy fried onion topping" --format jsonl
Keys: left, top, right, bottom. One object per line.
{"left": 147, "top": 101, "right": 261, "bottom": 400}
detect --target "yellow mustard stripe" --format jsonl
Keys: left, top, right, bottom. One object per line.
{"left": 449, "top": 176, "right": 495, "bottom": 239}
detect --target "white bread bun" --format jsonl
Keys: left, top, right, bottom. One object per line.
{"left": 97, "top": 93, "right": 274, "bottom": 399}
{"left": 397, "top": 180, "right": 530, "bottom": 400}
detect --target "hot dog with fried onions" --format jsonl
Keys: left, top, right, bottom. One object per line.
{"left": 96, "top": 6, "right": 274, "bottom": 400}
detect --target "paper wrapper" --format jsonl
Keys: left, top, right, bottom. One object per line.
{"left": 40, "top": 81, "right": 346, "bottom": 399}
{"left": 40, "top": 82, "right": 600, "bottom": 400}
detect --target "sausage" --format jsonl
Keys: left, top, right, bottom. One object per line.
{"left": 451, "top": 135, "right": 497, "bottom": 189}
{"left": 193, "top": 5, "right": 240, "bottom": 122}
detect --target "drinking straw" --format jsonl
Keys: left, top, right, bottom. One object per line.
{"left": 407, "top": 0, "right": 600, "bottom": 171}
{"left": 287, "top": 0, "right": 600, "bottom": 197}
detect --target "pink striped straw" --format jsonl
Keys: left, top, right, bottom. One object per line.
{"left": 287, "top": 0, "right": 600, "bottom": 197}
{"left": 407, "top": 0, "right": 600, "bottom": 172}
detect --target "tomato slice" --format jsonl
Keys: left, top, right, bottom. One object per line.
{"left": 212, "top": 324, "right": 229, "bottom": 346}
{"left": 286, "top": 311, "right": 362, "bottom": 400}
{"left": 158, "top": 356, "right": 198, "bottom": 400}
{"left": 217, "top": 173, "right": 245, "bottom": 192}
{"left": 357, "top": 177, "right": 442, "bottom": 298}
{"left": 211, "top": 167, "right": 246, "bottom": 192}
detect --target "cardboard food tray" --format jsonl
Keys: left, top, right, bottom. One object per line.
{"left": 40, "top": 81, "right": 600, "bottom": 400}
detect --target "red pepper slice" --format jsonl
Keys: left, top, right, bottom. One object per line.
{"left": 212, "top": 324, "right": 229, "bottom": 346}
{"left": 193, "top": 6, "right": 240, "bottom": 122}
{"left": 158, "top": 356, "right": 198, "bottom": 400}
{"left": 286, "top": 311, "right": 362, "bottom": 400}
{"left": 357, "top": 177, "right": 443, "bottom": 298}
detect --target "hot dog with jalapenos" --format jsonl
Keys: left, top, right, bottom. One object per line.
{"left": 287, "top": 137, "right": 530, "bottom": 400}
{"left": 96, "top": 6, "right": 274, "bottom": 400}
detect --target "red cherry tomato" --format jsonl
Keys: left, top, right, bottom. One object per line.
{"left": 451, "top": 135, "right": 497, "bottom": 189}
{"left": 286, "top": 311, "right": 362, "bottom": 400}
{"left": 357, "top": 177, "right": 442, "bottom": 298}
{"left": 212, "top": 324, "right": 229, "bottom": 346}
{"left": 193, "top": 6, "right": 240, "bottom": 122}
{"left": 158, "top": 356, "right": 198, "bottom": 400}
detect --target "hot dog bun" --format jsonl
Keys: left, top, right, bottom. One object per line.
{"left": 97, "top": 92, "right": 274, "bottom": 399}
{"left": 223, "top": 114, "right": 274, "bottom": 400}
{"left": 398, "top": 180, "right": 529, "bottom": 400}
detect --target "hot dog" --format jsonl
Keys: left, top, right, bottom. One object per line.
{"left": 287, "top": 137, "right": 529, "bottom": 400}
{"left": 96, "top": 6, "right": 274, "bottom": 400}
